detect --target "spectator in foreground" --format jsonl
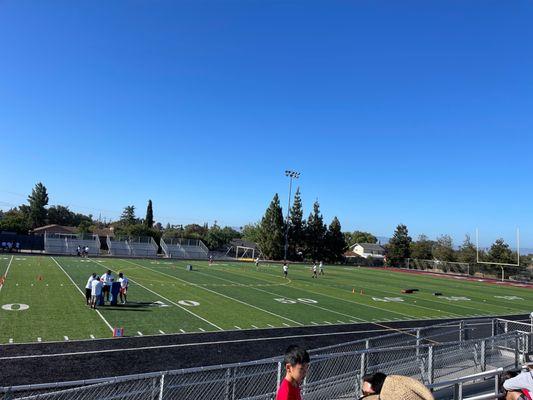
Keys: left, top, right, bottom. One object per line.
{"left": 360, "top": 372, "right": 387, "bottom": 397}
{"left": 362, "top": 375, "right": 433, "bottom": 400}
{"left": 276, "top": 345, "right": 310, "bottom": 400}
{"left": 503, "top": 363, "right": 533, "bottom": 400}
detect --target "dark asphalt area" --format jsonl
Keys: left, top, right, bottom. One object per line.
{"left": 0, "top": 313, "right": 528, "bottom": 387}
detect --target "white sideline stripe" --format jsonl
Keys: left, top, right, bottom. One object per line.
{"left": 50, "top": 257, "right": 114, "bottom": 333}
{"left": 90, "top": 335, "right": 95, "bottom": 339}
{"left": 0, "top": 327, "right": 414, "bottom": 360}
{"left": 159, "top": 330, "right": 165, "bottom": 334}
{"left": 64, "top": 336, "right": 69, "bottom": 341}
{"left": 123, "top": 259, "right": 303, "bottom": 326}
{"left": 89, "top": 259, "right": 223, "bottom": 331}
{"left": 0, "top": 255, "right": 14, "bottom": 293}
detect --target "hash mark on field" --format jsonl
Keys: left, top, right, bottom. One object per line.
{"left": 282, "top": 323, "right": 290, "bottom": 327}
{"left": 159, "top": 330, "right": 165, "bottom": 334}
{"left": 234, "top": 326, "right": 242, "bottom": 330}
{"left": 9, "top": 339, "right": 13, "bottom": 344}
{"left": 90, "top": 335, "right": 95, "bottom": 339}
{"left": 324, "top": 321, "right": 332, "bottom": 324}
{"left": 337, "top": 320, "right": 344, "bottom": 324}
{"left": 311, "top": 321, "right": 318, "bottom": 325}
{"left": 37, "top": 337, "right": 42, "bottom": 342}
{"left": 251, "top": 325, "right": 258, "bottom": 329}
{"left": 198, "top": 328, "right": 205, "bottom": 332}
{"left": 180, "top": 329, "right": 186, "bottom": 333}
{"left": 267, "top": 324, "right": 275, "bottom": 328}
{"left": 64, "top": 336, "right": 69, "bottom": 341}
{"left": 350, "top": 320, "right": 358, "bottom": 323}
{"left": 137, "top": 331, "right": 143, "bottom": 336}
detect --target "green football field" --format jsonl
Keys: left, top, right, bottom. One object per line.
{"left": 0, "top": 254, "right": 532, "bottom": 344}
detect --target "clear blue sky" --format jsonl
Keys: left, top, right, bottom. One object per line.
{"left": 1, "top": 1, "right": 532, "bottom": 246}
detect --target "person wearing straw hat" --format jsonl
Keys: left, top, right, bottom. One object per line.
{"left": 361, "top": 375, "right": 434, "bottom": 400}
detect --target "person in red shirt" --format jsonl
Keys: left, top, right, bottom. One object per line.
{"left": 276, "top": 345, "right": 310, "bottom": 400}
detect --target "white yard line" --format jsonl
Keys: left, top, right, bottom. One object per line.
{"left": 51, "top": 257, "right": 114, "bottom": 332}
{"left": 0, "top": 255, "right": 14, "bottom": 293}
{"left": 88, "top": 259, "right": 223, "bottom": 331}
{"left": 194, "top": 268, "right": 370, "bottom": 323}
{"left": 122, "top": 259, "right": 303, "bottom": 326}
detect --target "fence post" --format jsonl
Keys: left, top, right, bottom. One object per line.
{"left": 276, "top": 361, "right": 282, "bottom": 390}
{"left": 225, "top": 367, "right": 231, "bottom": 400}
{"left": 428, "top": 346, "right": 434, "bottom": 385}
{"left": 480, "top": 340, "right": 486, "bottom": 372}
{"left": 158, "top": 373, "right": 165, "bottom": 400}
{"left": 459, "top": 321, "right": 465, "bottom": 343}
{"left": 416, "top": 329, "right": 421, "bottom": 358}
{"left": 491, "top": 319, "right": 496, "bottom": 337}
{"left": 453, "top": 382, "right": 462, "bottom": 400}
{"left": 514, "top": 335, "right": 519, "bottom": 369}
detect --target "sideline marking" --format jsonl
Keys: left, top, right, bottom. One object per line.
{"left": 51, "top": 257, "right": 113, "bottom": 332}
{"left": 0, "top": 326, "right": 420, "bottom": 360}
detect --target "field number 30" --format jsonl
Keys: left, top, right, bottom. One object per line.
{"left": 274, "top": 298, "right": 317, "bottom": 304}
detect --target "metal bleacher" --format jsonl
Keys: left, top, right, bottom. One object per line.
{"left": 107, "top": 236, "right": 158, "bottom": 257}
{"left": 106, "top": 236, "right": 131, "bottom": 256}
{"left": 44, "top": 233, "right": 100, "bottom": 256}
{"left": 160, "top": 238, "right": 209, "bottom": 259}
{"left": 128, "top": 237, "right": 158, "bottom": 257}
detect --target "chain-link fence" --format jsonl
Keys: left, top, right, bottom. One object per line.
{"left": 1, "top": 321, "right": 529, "bottom": 400}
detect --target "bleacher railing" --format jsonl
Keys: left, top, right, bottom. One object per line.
{"left": 1, "top": 319, "right": 529, "bottom": 400}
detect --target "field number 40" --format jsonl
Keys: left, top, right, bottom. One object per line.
{"left": 274, "top": 298, "right": 317, "bottom": 304}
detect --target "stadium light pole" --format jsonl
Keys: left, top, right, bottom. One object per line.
{"left": 284, "top": 170, "right": 300, "bottom": 261}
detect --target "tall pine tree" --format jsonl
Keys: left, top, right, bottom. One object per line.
{"left": 325, "top": 216, "right": 346, "bottom": 262}
{"left": 386, "top": 224, "right": 412, "bottom": 267}
{"left": 27, "top": 182, "right": 49, "bottom": 228}
{"left": 288, "top": 187, "right": 305, "bottom": 260}
{"left": 258, "top": 194, "right": 285, "bottom": 260}
{"left": 121, "top": 205, "right": 137, "bottom": 225}
{"left": 145, "top": 200, "right": 154, "bottom": 227}
{"left": 304, "top": 200, "right": 326, "bottom": 261}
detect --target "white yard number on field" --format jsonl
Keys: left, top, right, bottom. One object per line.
{"left": 495, "top": 296, "right": 523, "bottom": 300}
{"left": 441, "top": 296, "right": 471, "bottom": 301}
{"left": 178, "top": 300, "right": 200, "bottom": 307}
{"left": 2, "top": 303, "right": 29, "bottom": 311}
{"left": 372, "top": 297, "right": 404, "bottom": 302}
{"left": 274, "top": 298, "right": 318, "bottom": 304}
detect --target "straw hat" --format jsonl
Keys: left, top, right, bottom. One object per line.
{"left": 363, "top": 375, "right": 434, "bottom": 400}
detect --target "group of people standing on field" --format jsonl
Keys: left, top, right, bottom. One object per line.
{"left": 76, "top": 245, "right": 90, "bottom": 257}
{"left": 279, "top": 261, "right": 324, "bottom": 279}
{"left": 85, "top": 270, "right": 129, "bottom": 310}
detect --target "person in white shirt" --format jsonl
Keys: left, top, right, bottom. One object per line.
{"left": 312, "top": 263, "right": 317, "bottom": 278}
{"left": 118, "top": 272, "right": 129, "bottom": 304}
{"left": 283, "top": 262, "right": 288, "bottom": 279}
{"left": 255, "top": 257, "right": 260, "bottom": 268}
{"left": 319, "top": 261, "right": 324, "bottom": 276}
{"left": 84, "top": 246, "right": 89, "bottom": 257}
{"left": 503, "top": 364, "right": 533, "bottom": 400}
{"left": 90, "top": 276, "right": 103, "bottom": 309}
{"left": 100, "top": 270, "right": 114, "bottom": 303}
{"left": 85, "top": 273, "right": 97, "bottom": 305}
